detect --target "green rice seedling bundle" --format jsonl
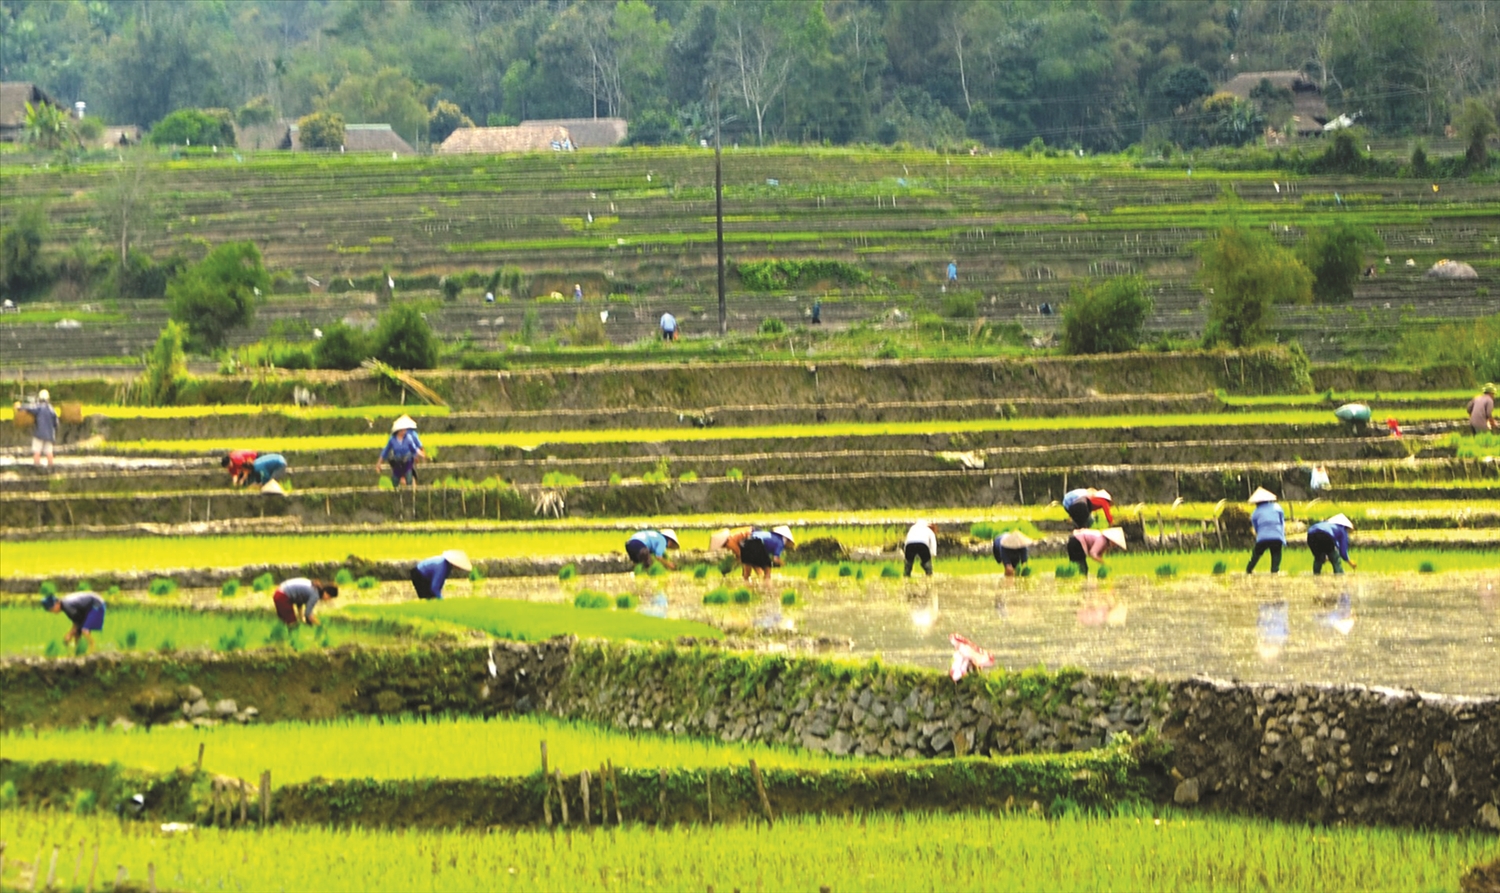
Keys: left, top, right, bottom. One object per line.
{"left": 146, "top": 577, "right": 177, "bottom": 596}
{"left": 572, "top": 590, "right": 611, "bottom": 609}
{"left": 38, "top": 580, "right": 57, "bottom": 597}
{"left": 344, "top": 598, "right": 718, "bottom": 643}
{"left": 1096, "top": 566, "right": 1111, "bottom": 580}
{"left": 1155, "top": 563, "right": 1178, "bottom": 578}
{"left": 703, "top": 587, "right": 730, "bottom": 605}
{"left": 1211, "top": 561, "right": 1228, "bottom": 575}
{"left": 731, "top": 587, "right": 753, "bottom": 604}
{"left": 0, "top": 804, "right": 1489, "bottom": 892}
{"left": 1055, "top": 563, "right": 1078, "bottom": 579}
{"left": 219, "top": 579, "right": 241, "bottom": 598}
{"left": 335, "top": 568, "right": 355, "bottom": 585}
{"left": 838, "top": 564, "right": 854, "bottom": 577}
{"left": 692, "top": 564, "right": 709, "bottom": 579}
{"left": 807, "top": 564, "right": 821, "bottom": 580}
{"left": 0, "top": 714, "right": 853, "bottom": 783}
{"left": 356, "top": 576, "right": 379, "bottom": 590}
{"left": 1419, "top": 561, "right": 1437, "bottom": 573}
{"left": 781, "top": 590, "right": 798, "bottom": 606}
{"left": 557, "top": 563, "right": 577, "bottom": 581}
{"left": 615, "top": 593, "right": 638, "bottom": 609}
{"left": 0, "top": 606, "right": 395, "bottom": 657}
{"left": 251, "top": 572, "right": 275, "bottom": 592}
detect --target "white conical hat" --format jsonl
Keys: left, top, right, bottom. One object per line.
{"left": 998, "top": 530, "right": 1035, "bottom": 549}
{"left": 442, "top": 549, "right": 472, "bottom": 571}
{"left": 659, "top": 529, "right": 680, "bottom": 547}
{"left": 1092, "top": 489, "right": 1112, "bottom": 503}
{"left": 709, "top": 529, "right": 731, "bottom": 551}
{"left": 260, "top": 480, "right": 284, "bottom": 495}
{"left": 1327, "top": 514, "right": 1354, "bottom": 529}
{"left": 1102, "top": 527, "right": 1128, "bottom": 550}
{"left": 391, "top": 415, "right": 418, "bottom": 433}
{"left": 772, "top": 525, "right": 795, "bottom": 544}
{"left": 1249, "top": 487, "right": 1278, "bottom": 504}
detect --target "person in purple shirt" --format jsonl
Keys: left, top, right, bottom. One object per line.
{"left": 1306, "top": 514, "right": 1357, "bottom": 575}
{"left": 43, "top": 590, "right": 105, "bottom": 652}
{"left": 411, "top": 550, "right": 472, "bottom": 600}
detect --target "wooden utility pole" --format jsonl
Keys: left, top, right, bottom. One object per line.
{"left": 714, "top": 82, "right": 727, "bottom": 336}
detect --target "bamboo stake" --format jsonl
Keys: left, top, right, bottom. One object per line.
{"left": 1, "top": 842, "right": 6, "bottom": 889}
{"left": 554, "top": 771, "right": 568, "bottom": 825}
{"left": 609, "top": 760, "right": 622, "bottom": 825}
{"left": 598, "top": 762, "right": 608, "bottom": 825}
{"left": 541, "top": 742, "right": 552, "bottom": 826}
{"left": 45, "top": 845, "right": 58, "bottom": 890}
{"left": 74, "top": 839, "right": 83, "bottom": 888}
{"left": 749, "top": 760, "right": 775, "bottom": 826}
{"left": 706, "top": 772, "right": 713, "bottom": 824}
{"left": 658, "top": 768, "right": 667, "bottom": 826}
{"left": 30, "top": 847, "right": 42, "bottom": 892}
{"left": 114, "top": 866, "right": 125, "bottom": 890}
{"left": 580, "top": 769, "right": 591, "bottom": 827}
{"left": 196, "top": 742, "right": 205, "bottom": 773}
{"left": 148, "top": 862, "right": 158, "bottom": 893}
{"left": 88, "top": 844, "right": 98, "bottom": 893}
{"left": 239, "top": 780, "right": 248, "bottom": 825}
{"left": 1155, "top": 511, "right": 1165, "bottom": 550}
{"left": 259, "top": 771, "right": 271, "bottom": 824}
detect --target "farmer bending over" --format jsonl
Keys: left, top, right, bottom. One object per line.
{"left": 272, "top": 578, "right": 338, "bottom": 627}
{"left": 43, "top": 590, "right": 105, "bottom": 653}
{"left": 223, "top": 451, "right": 287, "bottom": 489}
{"left": 993, "top": 530, "right": 1034, "bottom": 577}
{"left": 1066, "top": 527, "right": 1127, "bottom": 578}
{"left": 711, "top": 526, "right": 758, "bottom": 579}
{"left": 1306, "top": 514, "right": 1356, "bottom": 575}
{"left": 903, "top": 521, "right": 938, "bottom": 577}
{"left": 1245, "top": 487, "right": 1286, "bottom": 574}
{"left": 739, "top": 526, "right": 795, "bottom": 581}
{"left": 1061, "top": 488, "right": 1113, "bottom": 529}
{"left": 411, "top": 550, "right": 472, "bottom": 600}
{"left": 625, "top": 528, "right": 679, "bottom": 571}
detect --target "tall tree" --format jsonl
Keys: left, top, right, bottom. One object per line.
{"left": 719, "top": 0, "right": 797, "bottom": 145}
{"left": 1327, "top": 0, "right": 1442, "bottom": 133}
{"left": 1199, "top": 225, "right": 1313, "bottom": 347}
{"left": 95, "top": 150, "right": 155, "bottom": 268}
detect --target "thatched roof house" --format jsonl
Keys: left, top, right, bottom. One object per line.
{"left": 438, "top": 124, "right": 571, "bottom": 154}
{"left": 1221, "top": 71, "right": 1328, "bottom": 135}
{"left": 521, "top": 117, "right": 627, "bottom": 147}
{"left": 0, "top": 82, "right": 63, "bottom": 142}
{"left": 286, "top": 122, "right": 415, "bottom": 154}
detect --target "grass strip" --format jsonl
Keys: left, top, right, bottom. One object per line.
{"left": 341, "top": 598, "right": 720, "bottom": 643}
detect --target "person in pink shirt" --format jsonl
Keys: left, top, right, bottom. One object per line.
{"left": 1066, "top": 527, "right": 1127, "bottom": 577}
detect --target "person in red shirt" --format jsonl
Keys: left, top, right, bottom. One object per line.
{"left": 221, "top": 450, "right": 258, "bottom": 486}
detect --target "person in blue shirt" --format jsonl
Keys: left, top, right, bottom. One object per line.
{"left": 410, "top": 550, "right": 472, "bottom": 600}
{"left": 625, "top": 529, "right": 679, "bottom": 571}
{"left": 43, "top": 590, "right": 105, "bottom": 652}
{"left": 14, "top": 388, "right": 59, "bottom": 469}
{"left": 946, "top": 260, "right": 958, "bottom": 283}
{"left": 377, "top": 415, "right": 427, "bottom": 492}
{"left": 739, "top": 526, "right": 795, "bottom": 581}
{"left": 660, "top": 312, "right": 678, "bottom": 341}
{"left": 1061, "top": 488, "right": 1113, "bottom": 529}
{"left": 1306, "top": 514, "right": 1356, "bottom": 575}
{"left": 1245, "top": 487, "right": 1286, "bottom": 574}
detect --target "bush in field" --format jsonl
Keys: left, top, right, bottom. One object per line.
{"left": 1199, "top": 225, "right": 1312, "bottom": 347}
{"left": 429, "top": 100, "right": 474, "bottom": 144}
{"left": 297, "top": 111, "right": 345, "bottom": 150}
{"left": 219, "top": 579, "right": 241, "bottom": 598}
{"left": 370, "top": 304, "right": 440, "bottom": 370}
{"left": 140, "top": 322, "right": 189, "bottom": 406}
{"left": 1297, "top": 222, "right": 1383, "bottom": 304}
{"left": 0, "top": 780, "right": 18, "bottom": 808}
{"left": 735, "top": 259, "right": 869, "bottom": 291}
{"left": 941, "top": 291, "right": 979, "bottom": 318}
{"left": 252, "top": 573, "right": 275, "bottom": 592}
{"left": 1061, "top": 275, "right": 1153, "bottom": 354}
{"left": 573, "top": 591, "right": 611, "bottom": 609}
{"left": 0, "top": 204, "right": 51, "bottom": 297}
{"left": 168, "top": 241, "right": 270, "bottom": 351}
{"left": 758, "top": 317, "right": 786, "bottom": 335}
{"left": 1395, "top": 313, "right": 1500, "bottom": 384}
{"left": 725, "top": 468, "right": 744, "bottom": 481}
{"left": 1456, "top": 97, "right": 1497, "bottom": 169}
{"left": 148, "top": 577, "right": 177, "bottom": 596}
{"left": 313, "top": 322, "right": 371, "bottom": 370}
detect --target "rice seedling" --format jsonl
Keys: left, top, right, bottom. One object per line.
{"left": 558, "top": 563, "right": 577, "bottom": 581}
{"left": 781, "top": 590, "right": 798, "bottom": 606}
{"left": 343, "top": 598, "right": 718, "bottom": 643}
{"left": 880, "top": 565, "right": 901, "bottom": 578}
{"left": 703, "top": 587, "right": 730, "bottom": 605}
{"left": 335, "top": 568, "right": 355, "bottom": 585}
{"left": 572, "top": 591, "right": 611, "bottom": 609}
{"left": 146, "top": 577, "right": 177, "bottom": 597}
{"left": 1095, "top": 566, "right": 1111, "bottom": 580}
{"left": 1419, "top": 561, "right": 1437, "bottom": 573}
{"left": 251, "top": 572, "right": 275, "bottom": 592}
{"left": 1055, "top": 564, "right": 1078, "bottom": 579}
{"left": 1211, "top": 561, "right": 1228, "bottom": 575}
{"left": 807, "top": 564, "right": 821, "bottom": 580}
{"left": 838, "top": 564, "right": 854, "bottom": 577}
{"left": 218, "top": 579, "right": 241, "bottom": 598}
{"left": 731, "top": 587, "right": 753, "bottom": 605}
{"left": 1155, "top": 563, "right": 1179, "bottom": 578}
{"left": 38, "top": 580, "right": 57, "bottom": 597}
{"left": 356, "top": 575, "right": 379, "bottom": 590}
{"left": 0, "top": 606, "right": 397, "bottom": 657}
{"left": 0, "top": 803, "right": 1488, "bottom": 892}
{"left": 692, "top": 565, "right": 709, "bottom": 579}
{"left": 615, "top": 593, "right": 638, "bottom": 609}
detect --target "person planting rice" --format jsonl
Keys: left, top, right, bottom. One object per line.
{"left": 993, "top": 530, "right": 1034, "bottom": 577}
{"left": 410, "top": 550, "right": 472, "bottom": 600}
{"left": 1066, "top": 527, "right": 1127, "bottom": 577}
{"left": 222, "top": 451, "right": 287, "bottom": 490}
{"left": 42, "top": 590, "right": 105, "bottom": 653}
{"left": 624, "top": 528, "right": 680, "bottom": 571}
{"left": 1467, "top": 383, "right": 1495, "bottom": 434}
{"left": 739, "top": 526, "right": 795, "bottom": 581}
{"left": 377, "top": 416, "right": 427, "bottom": 492}
{"left": 1061, "top": 488, "right": 1113, "bottom": 529}
{"left": 710, "top": 526, "right": 758, "bottom": 579}
{"left": 1306, "top": 514, "right": 1357, "bottom": 575}
{"left": 1245, "top": 487, "right": 1286, "bottom": 574}
{"left": 903, "top": 521, "right": 938, "bottom": 577}
{"left": 271, "top": 577, "right": 338, "bottom": 627}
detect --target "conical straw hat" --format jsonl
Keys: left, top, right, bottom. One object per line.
{"left": 1102, "top": 527, "right": 1128, "bottom": 550}
{"left": 659, "top": 529, "right": 680, "bottom": 547}
{"left": 1092, "top": 489, "right": 1112, "bottom": 503}
{"left": 998, "top": 530, "right": 1035, "bottom": 549}
{"left": 442, "top": 549, "right": 472, "bottom": 571}
{"left": 1327, "top": 514, "right": 1354, "bottom": 529}
{"left": 391, "top": 415, "right": 418, "bottom": 433}
{"left": 1249, "top": 487, "right": 1278, "bottom": 504}
{"left": 709, "top": 529, "right": 731, "bottom": 551}
{"left": 772, "top": 525, "right": 795, "bottom": 544}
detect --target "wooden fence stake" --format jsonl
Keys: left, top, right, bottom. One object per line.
{"left": 580, "top": 769, "right": 591, "bottom": 827}
{"left": 114, "top": 866, "right": 125, "bottom": 890}
{"left": 259, "top": 771, "right": 271, "bottom": 824}
{"left": 608, "top": 760, "right": 622, "bottom": 825}
{"left": 1, "top": 842, "right": 7, "bottom": 889}
{"left": 88, "top": 844, "right": 98, "bottom": 893}
{"left": 30, "top": 847, "right": 42, "bottom": 892}
{"left": 148, "top": 861, "right": 157, "bottom": 893}
{"left": 749, "top": 760, "right": 775, "bottom": 826}
{"left": 73, "top": 839, "right": 84, "bottom": 888}
{"left": 598, "top": 762, "right": 608, "bottom": 825}
{"left": 238, "top": 780, "right": 248, "bottom": 825}
{"left": 45, "top": 845, "right": 58, "bottom": 890}
{"left": 554, "top": 771, "right": 569, "bottom": 825}
{"left": 196, "top": 743, "right": 205, "bottom": 773}
{"left": 658, "top": 768, "right": 667, "bottom": 826}
{"left": 540, "top": 740, "right": 548, "bottom": 777}
{"left": 1155, "top": 511, "right": 1165, "bottom": 550}
{"left": 706, "top": 772, "right": 713, "bottom": 824}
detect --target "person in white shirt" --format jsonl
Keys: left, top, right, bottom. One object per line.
{"left": 903, "top": 521, "right": 938, "bottom": 577}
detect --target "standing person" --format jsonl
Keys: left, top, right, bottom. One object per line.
{"left": 1245, "top": 487, "right": 1286, "bottom": 574}
{"left": 624, "top": 528, "right": 679, "bottom": 571}
{"left": 410, "top": 550, "right": 472, "bottom": 600}
{"left": 14, "top": 389, "right": 59, "bottom": 469}
{"left": 574, "top": 283, "right": 583, "bottom": 303}
{"left": 1061, "top": 488, "right": 1113, "bottom": 529}
{"left": 42, "top": 590, "right": 105, "bottom": 653}
{"left": 377, "top": 416, "right": 427, "bottom": 492}
{"left": 992, "top": 530, "right": 1034, "bottom": 577}
{"left": 1066, "top": 527, "right": 1127, "bottom": 578}
{"left": 660, "top": 312, "right": 678, "bottom": 341}
{"left": 739, "top": 526, "right": 795, "bottom": 581}
{"left": 1466, "top": 383, "right": 1495, "bottom": 434}
{"left": 946, "top": 260, "right": 958, "bottom": 284}
{"left": 903, "top": 521, "right": 938, "bottom": 577}
{"left": 271, "top": 578, "right": 338, "bottom": 627}
{"left": 1306, "top": 515, "right": 1357, "bottom": 575}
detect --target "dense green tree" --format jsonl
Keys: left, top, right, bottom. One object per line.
{"left": 141, "top": 321, "right": 189, "bottom": 407}
{"left": 1327, "top": 0, "right": 1442, "bottom": 134}
{"left": 313, "top": 323, "right": 371, "bottom": 371}
{"left": 428, "top": 101, "right": 474, "bottom": 145}
{"left": 1199, "top": 226, "right": 1313, "bottom": 348}
{"left": 1060, "top": 276, "right": 1154, "bottom": 354}
{"left": 148, "top": 108, "right": 236, "bottom": 147}
{"left": 167, "top": 242, "right": 270, "bottom": 351}
{"left": 297, "top": 112, "right": 345, "bottom": 150}
{"left": 22, "top": 100, "right": 75, "bottom": 149}
{"left": 371, "top": 304, "right": 441, "bottom": 370}
{"left": 0, "top": 205, "right": 52, "bottom": 297}
{"left": 1454, "top": 97, "right": 1497, "bottom": 169}
{"left": 1297, "top": 223, "right": 1384, "bottom": 304}
{"left": 323, "top": 68, "right": 433, "bottom": 147}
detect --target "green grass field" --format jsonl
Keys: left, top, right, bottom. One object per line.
{"left": 0, "top": 713, "right": 846, "bottom": 784}
{"left": 0, "top": 806, "right": 1490, "bottom": 892}
{"left": 0, "top": 606, "right": 399, "bottom": 658}
{"left": 342, "top": 598, "right": 721, "bottom": 643}
{"left": 0, "top": 404, "right": 451, "bottom": 422}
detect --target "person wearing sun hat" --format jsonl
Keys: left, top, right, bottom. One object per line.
{"left": 993, "top": 529, "right": 1035, "bottom": 577}
{"left": 1066, "top": 526, "right": 1127, "bottom": 577}
{"left": 43, "top": 590, "right": 105, "bottom": 653}
{"left": 1306, "top": 514, "right": 1357, "bottom": 575}
{"left": 1245, "top": 487, "right": 1287, "bottom": 574}
{"left": 1467, "top": 383, "right": 1495, "bottom": 434}
{"left": 410, "top": 550, "right": 472, "bottom": 600}
{"left": 1061, "top": 488, "right": 1114, "bottom": 529}
{"left": 740, "top": 526, "right": 795, "bottom": 581}
{"left": 377, "top": 415, "right": 427, "bottom": 492}
{"left": 711, "top": 526, "right": 760, "bottom": 578}
{"left": 14, "top": 388, "right": 59, "bottom": 469}
{"left": 624, "top": 528, "right": 680, "bottom": 572}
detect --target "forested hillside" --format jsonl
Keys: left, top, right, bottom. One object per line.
{"left": 3, "top": 0, "right": 1499, "bottom": 150}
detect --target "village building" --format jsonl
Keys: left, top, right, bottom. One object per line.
{"left": 438, "top": 117, "right": 627, "bottom": 154}
{"left": 1220, "top": 70, "right": 1329, "bottom": 138}
{"left": 0, "top": 81, "right": 64, "bottom": 142}
{"left": 283, "top": 122, "right": 415, "bottom": 154}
